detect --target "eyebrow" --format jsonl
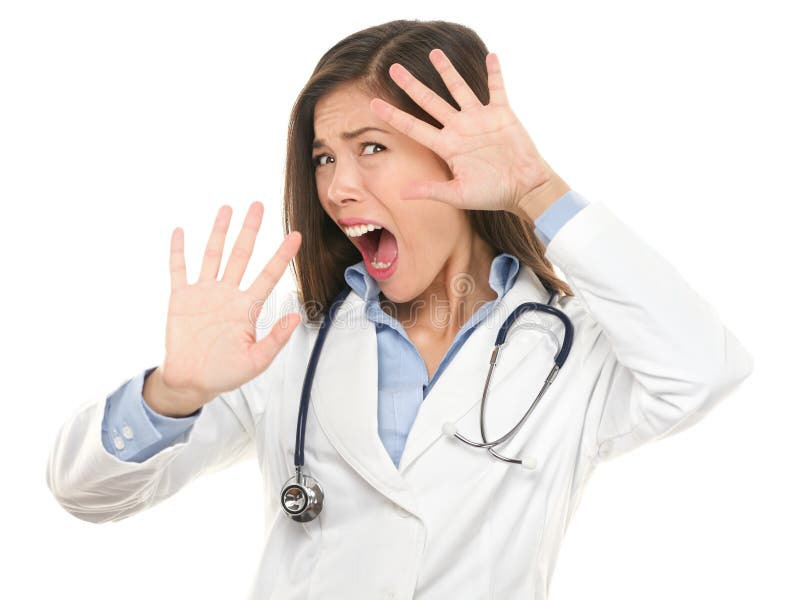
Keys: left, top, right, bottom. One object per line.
{"left": 312, "top": 127, "right": 391, "bottom": 150}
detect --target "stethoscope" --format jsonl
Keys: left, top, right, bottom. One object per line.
{"left": 280, "top": 285, "right": 574, "bottom": 522}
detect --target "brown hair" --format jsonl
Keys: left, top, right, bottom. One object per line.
{"left": 282, "top": 19, "right": 573, "bottom": 323}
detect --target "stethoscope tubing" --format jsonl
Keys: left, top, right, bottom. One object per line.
{"left": 294, "top": 286, "right": 351, "bottom": 468}
{"left": 452, "top": 292, "right": 574, "bottom": 463}
{"left": 294, "top": 287, "right": 573, "bottom": 468}
{"left": 284, "top": 283, "right": 574, "bottom": 521}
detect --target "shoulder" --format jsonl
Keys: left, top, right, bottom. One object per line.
{"left": 547, "top": 289, "right": 609, "bottom": 370}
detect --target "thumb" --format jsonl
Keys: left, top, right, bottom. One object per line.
{"left": 249, "top": 312, "right": 302, "bottom": 373}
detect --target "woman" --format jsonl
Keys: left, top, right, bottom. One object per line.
{"left": 47, "top": 19, "right": 753, "bottom": 599}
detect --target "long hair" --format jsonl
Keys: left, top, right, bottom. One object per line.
{"left": 283, "top": 19, "right": 573, "bottom": 323}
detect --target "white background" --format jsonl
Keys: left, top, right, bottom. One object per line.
{"left": 2, "top": 0, "right": 797, "bottom": 598}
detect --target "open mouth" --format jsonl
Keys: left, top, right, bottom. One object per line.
{"left": 353, "top": 227, "right": 399, "bottom": 275}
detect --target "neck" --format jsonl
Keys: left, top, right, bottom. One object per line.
{"left": 386, "top": 235, "right": 497, "bottom": 341}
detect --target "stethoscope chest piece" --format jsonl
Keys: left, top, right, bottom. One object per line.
{"left": 280, "top": 469, "right": 324, "bottom": 522}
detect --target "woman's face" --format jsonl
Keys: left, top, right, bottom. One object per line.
{"left": 313, "top": 82, "right": 474, "bottom": 305}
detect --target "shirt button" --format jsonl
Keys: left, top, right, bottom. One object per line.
{"left": 394, "top": 504, "right": 411, "bottom": 518}
{"left": 113, "top": 435, "right": 125, "bottom": 450}
{"left": 121, "top": 424, "right": 134, "bottom": 440}
{"left": 385, "top": 593, "right": 397, "bottom": 600}
{"left": 599, "top": 440, "right": 614, "bottom": 458}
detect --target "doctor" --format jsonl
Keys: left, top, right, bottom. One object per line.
{"left": 47, "top": 19, "right": 753, "bottom": 599}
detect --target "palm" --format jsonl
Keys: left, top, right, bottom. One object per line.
{"left": 438, "top": 104, "right": 547, "bottom": 212}
{"left": 160, "top": 202, "right": 302, "bottom": 400}
{"left": 164, "top": 283, "right": 261, "bottom": 393}
{"left": 370, "top": 49, "right": 551, "bottom": 212}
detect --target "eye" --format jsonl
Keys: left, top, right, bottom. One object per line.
{"left": 312, "top": 154, "right": 333, "bottom": 167}
{"left": 361, "top": 141, "right": 386, "bottom": 155}
{"left": 311, "top": 142, "right": 386, "bottom": 168}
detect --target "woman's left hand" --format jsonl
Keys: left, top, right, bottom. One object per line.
{"left": 370, "top": 48, "right": 569, "bottom": 220}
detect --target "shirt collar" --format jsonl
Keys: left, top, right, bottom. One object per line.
{"left": 343, "top": 252, "right": 520, "bottom": 303}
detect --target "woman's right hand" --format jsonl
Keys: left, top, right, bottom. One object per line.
{"left": 145, "top": 201, "right": 303, "bottom": 417}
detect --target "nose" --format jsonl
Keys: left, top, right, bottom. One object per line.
{"left": 325, "top": 157, "right": 365, "bottom": 207}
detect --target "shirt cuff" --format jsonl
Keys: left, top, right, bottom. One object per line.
{"left": 533, "top": 190, "right": 591, "bottom": 247}
{"left": 101, "top": 366, "right": 203, "bottom": 463}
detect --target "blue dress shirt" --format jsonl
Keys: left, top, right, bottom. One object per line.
{"left": 100, "top": 190, "right": 590, "bottom": 464}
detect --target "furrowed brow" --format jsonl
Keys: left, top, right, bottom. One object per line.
{"left": 312, "top": 127, "right": 391, "bottom": 150}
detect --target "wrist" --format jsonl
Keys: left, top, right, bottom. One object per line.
{"left": 511, "top": 168, "right": 572, "bottom": 225}
{"left": 143, "top": 366, "right": 212, "bottom": 418}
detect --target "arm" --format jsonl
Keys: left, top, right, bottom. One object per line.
{"left": 367, "top": 46, "right": 752, "bottom": 460}
{"left": 46, "top": 203, "right": 303, "bottom": 523}
{"left": 45, "top": 298, "right": 294, "bottom": 524}
{"left": 101, "top": 366, "right": 202, "bottom": 464}
{"left": 535, "top": 197, "right": 753, "bottom": 461}
{"left": 45, "top": 354, "right": 284, "bottom": 523}
{"left": 48, "top": 384, "right": 251, "bottom": 524}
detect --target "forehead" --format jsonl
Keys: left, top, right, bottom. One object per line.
{"left": 313, "top": 83, "right": 379, "bottom": 135}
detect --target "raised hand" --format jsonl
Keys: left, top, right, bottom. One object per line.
{"left": 147, "top": 202, "right": 302, "bottom": 417}
{"left": 369, "top": 48, "right": 569, "bottom": 220}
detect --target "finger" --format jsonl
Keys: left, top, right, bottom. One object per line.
{"left": 249, "top": 312, "right": 301, "bottom": 374}
{"left": 486, "top": 52, "right": 509, "bottom": 106}
{"left": 221, "top": 201, "right": 264, "bottom": 286}
{"left": 400, "top": 178, "right": 465, "bottom": 208}
{"left": 370, "top": 98, "right": 444, "bottom": 155}
{"left": 388, "top": 62, "right": 458, "bottom": 124}
{"left": 169, "top": 227, "right": 188, "bottom": 290}
{"left": 247, "top": 231, "right": 302, "bottom": 301}
{"left": 429, "top": 48, "right": 482, "bottom": 110}
{"left": 199, "top": 205, "right": 233, "bottom": 282}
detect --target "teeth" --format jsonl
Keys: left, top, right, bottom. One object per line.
{"left": 344, "top": 223, "right": 382, "bottom": 237}
{"left": 343, "top": 223, "right": 394, "bottom": 270}
{"left": 370, "top": 258, "right": 393, "bottom": 269}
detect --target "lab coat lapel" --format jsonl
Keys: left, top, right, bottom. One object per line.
{"left": 308, "top": 265, "right": 551, "bottom": 496}
{"left": 309, "top": 295, "right": 416, "bottom": 507}
{"left": 399, "top": 265, "right": 552, "bottom": 472}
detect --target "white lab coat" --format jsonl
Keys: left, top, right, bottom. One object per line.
{"left": 46, "top": 202, "right": 754, "bottom": 599}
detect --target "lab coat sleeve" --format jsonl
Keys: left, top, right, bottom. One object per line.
{"left": 533, "top": 189, "right": 591, "bottom": 247}
{"left": 101, "top": 366, "right": 202, "bottom": 463}
{"left": 543, "top": 199, "right": 754, "bottom": 462}
{"left": 46, "top": 292, "right": 295, "bottom": 523}
{"left": 46, "top": 374, "right": 264, "bottom": 523}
